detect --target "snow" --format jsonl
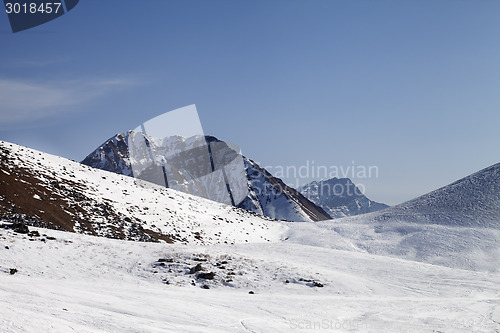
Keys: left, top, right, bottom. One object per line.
{"left": 0, "top": 227, "right": 499, "bottom": 332}
{"left": 81, "top": 133, "right": 330, "bottom": 222}
{"left": 1, "top": 141, "right": 500, "bottom": 332}
{"left": 287, "top": 163, "right": 500, "bottom": 272}
{"left": 1, "top": 140, "right": 287, "bottom": 244}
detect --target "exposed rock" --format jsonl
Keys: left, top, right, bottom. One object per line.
{"left": 196, "top": 272, "right": 215, "bottom": 280}
{"left": 157, "top": 258, "right": 173, "bottom": 263}
{"left": 189, "top": 263, "right": 203, "bottom": 274}
{"left": 0, "top": 222, "right": 30, "bottom": 234}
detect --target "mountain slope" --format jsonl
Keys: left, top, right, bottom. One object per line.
{"left": 298, "top": 178, "right": 389, "bottom": 218}
{"left": 82, "top": 132, "right": 331, "bottom": 222}
{"left": 286, "top": 163, "right": 500, "bottom": 271}
{"left": 0, "top": 140, "right": 287, "bottom": 244}
{"left": 1, "top": 142, "right": 499, "bottom": 331}
{"left": 353, "top": 162, "right": 500, "bottom": 228}
{"left": 238, "top": 158, "right": 332, "bottom": 222}
{"left": 1, "top": 226, "right": 499, "bottom": 332}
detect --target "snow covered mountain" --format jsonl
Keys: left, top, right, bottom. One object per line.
{"left": 0, "top": 140, "right": 287, "bottom": 244}
{"left": 349, "top": 162, "right": 500, "bottom": 228}
{"left": 2, "top": 138, "right": 498, "bottom": 271}
{"left": 287, "top": 162, "right": 500, "bottom": 271}
{"left": 82, "top": 132, "right": 331, "bottom": 222}
{"left": 298, "top": 178, "right": 389, "bottom": 218}
{"left": 1, "top": 140, "right": 499, "bottom": 331}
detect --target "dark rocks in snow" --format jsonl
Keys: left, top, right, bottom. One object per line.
{"left": 1, "top": 222, "right": 30, "bottom": 234}
{"left": 9, "top": 268, "right": 17, "bottom": 275}
{"left": 248, "top": 291, "right": 254, "bottom": 294}
{"left": 28, "top": 230, "right": 40, "bottom": 238}
{"left": 189, "top": 263, "right": 203, "bottom": 274}
{"left": 196, "top": 272, "right": 215, "bottom": 280}
{"left": 96, "top": 246, "right": 322, "bottom": 291}
{"left": 296, "top": 278, "right": 324, "bottom": 287}
{"left": 4, "top": 246, "right": 9, "bottom": 249}
{"left": 157, "top": 258, "right": 173, "bottom": 263}
{"left": 46, "top": 236, "right": 56, "bottom": 241}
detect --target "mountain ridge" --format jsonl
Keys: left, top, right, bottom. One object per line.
{"left": 0, "top": 140, "right": 287, "bottom": 244}
{"left": 81, "top": 132, "right": 331, "bottom": 222}
{"left": 348, "top": 162, "right": 500, "bottom": 228}
{"left": 285, "top": 162, "right": 500, "bottom": 271}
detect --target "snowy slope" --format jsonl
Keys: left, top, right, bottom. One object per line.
{"left": 1, "top": 141, "right": 500, "bottom": 331}
{"left": 298, "top": 178, "right": 389, "bottom": 218}
{"left": 287, "top": 163, "right": 500, "bottom": 271}
{"left": 0, "top": 226, "right": 499, "bottom": 332}
{"left": 82, "top": 132, "right": 330, "bottom": 222}
{"left": 0, "top": 140, "right": 288, "bottom": 245}
{"left": 367, "top": 162, "right": 500, "bottom": 228}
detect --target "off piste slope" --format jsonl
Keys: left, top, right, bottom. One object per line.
{"left": 298, "top": 178, "right": 389, "bottom": 218}
{"left": 0, "top": 141, "right": 288, "bottom": 244}
{"left": 82, "top": 132, "right": 330, "bottom": 222}
{"left": 363, "top": 162, "right": 500, "bottom": 228}
{"left": 286, "top": 163, "right": 500, "bottom": 271}
{"left": 1, "top": 226, "right": 500, "bottom": 332}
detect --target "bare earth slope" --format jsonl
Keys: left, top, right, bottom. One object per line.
{"left": 0, "top": 141, "right": 287, "bottom": 245}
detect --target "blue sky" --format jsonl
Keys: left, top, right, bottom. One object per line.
{"left": 1, "top": 0, "right": 499, "bottom": 205}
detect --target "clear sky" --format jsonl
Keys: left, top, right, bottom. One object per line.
{"left": 1, "top": 0, "right": 499, "bottom": 205}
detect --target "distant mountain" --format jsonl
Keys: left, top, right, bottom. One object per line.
{"left": 81, "top": 132, "right": 331, "bottom": 222}
{"left": 0, "top": 140, "right": 287, "bottom": 244}
{"left": 298, "top": 178, "right": 389, "bottom": 218}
